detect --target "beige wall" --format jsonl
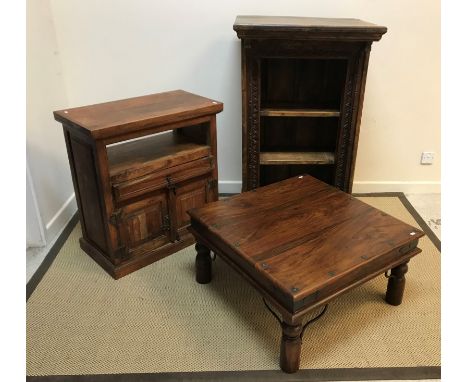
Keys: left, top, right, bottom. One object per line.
{"left": 27, "top": 0, "right": 440, "bottom": 240}
{"left": 352, "top": 0, "right": 440, "bottom": 192}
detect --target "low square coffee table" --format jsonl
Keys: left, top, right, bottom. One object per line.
{"left": 187, "top": 175, "right": 425, "bottom": 373}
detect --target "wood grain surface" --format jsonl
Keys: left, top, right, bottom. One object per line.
{"left": 189, "top": 175, "right": 424, "bottom": 311}
{"left": 55, "top": 90, "right": 222, "bottom": 278}
{"left": 54, "top": 90, "right": 222, "bottom": 140}
{"left": 107, "top": 132, "right": 211, "bottom": 182}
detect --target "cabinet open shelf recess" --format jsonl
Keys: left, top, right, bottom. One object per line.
{"left": 259, "top": 151, "right": 335, "bottom": 165}
{"left": 107, "top": 133, "right": 211, "bottom": 182}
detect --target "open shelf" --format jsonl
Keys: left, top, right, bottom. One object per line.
{"left": 259, "top": 164, "right": 335, "bottom": 187}
{"left": 107, "top": 131, "right": 210, "bottom": 182}
{"left": 260, "top": 117, "right": 338, "bottom": 153}
{"left": 260, "top": 58, "right": 347, "bottom": 111}
{"left": 237, "top": 17, "right": 385, "bottom": 192}
{"left": 260, "top": 108, "right": 340, "bottom": 117}
{"left": 259, "top": 151, "right": 335, "bottom": 165}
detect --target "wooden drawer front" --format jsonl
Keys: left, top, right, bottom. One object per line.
{"left": 112, "top": 156, "right": 214, "bottom": 204}
{"left": 174, "top": 177, "right": 215, "bottom": 229}
{"left": 116, "top": 193, "right": 171, "bottom": 254}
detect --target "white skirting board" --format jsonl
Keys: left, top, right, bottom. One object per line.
{"left": 218, "top": 180, "right": 242, "bottom": 194}
{"left": 352, "top": 181, "right": 441, "bottom": 194}
{"left": 219, "top": 180, "right": 440, "bottom": 194}
{"left": 27, "top": 193, "right": 77, "bottom": 282}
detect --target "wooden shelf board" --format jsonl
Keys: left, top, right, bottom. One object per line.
{"left": 259, "top": 151, "right": 335, "bottom": 165}
{"left": 108, "top": 132, "right": 210, "bottom": 182}
{"left": 260, "top": 108, "right": 340, "bottom": 117}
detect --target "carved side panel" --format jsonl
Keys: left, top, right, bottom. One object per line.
{"left": 334, "top": 57, "right": 357, "bottom": 191}
{"left": 244, "top": 41, "right": 261, "bottom": 190}
{"left": 334, "top": 45, "right": 369, "bottom": 193}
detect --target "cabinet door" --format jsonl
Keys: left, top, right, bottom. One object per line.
{"left": 173, "top": 176, "right": 216, "bottom": 230}
{"left": 113, "top": 192, "right": 171, "bottom": 258}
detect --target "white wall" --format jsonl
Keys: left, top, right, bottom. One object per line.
{"left": 46, "top": 0, "right": 440, "bottom": 194}
{"left": 27, "top": 0, "right": 440, "bottom": 242}
{"left": 27, "top": 0, "right": 76, "bottom": 245}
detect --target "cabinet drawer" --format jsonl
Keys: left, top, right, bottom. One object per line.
{"left": 112, "top": 156, "right": 214, "bottom": 203}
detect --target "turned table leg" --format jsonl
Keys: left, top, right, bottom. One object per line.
{"left": 385, "top": 261, "right": 409, "bottom": 306}
{"left": 195, "top": 243, "right": 212, "bottom": 284}
{"left": 280, "top": 322, "right": 303, "bottom": 373}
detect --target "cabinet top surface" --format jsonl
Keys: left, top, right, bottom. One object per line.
{"left": 233, "top": 15, "right": 387, "bottom": 41}
{"left": 189, "top": 175, "right": 423, "bottom": 304}
{"left": 54, "top": 90, "right": 223, "bottom": 140}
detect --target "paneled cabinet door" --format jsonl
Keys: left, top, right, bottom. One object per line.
{"left": 113, "top": 192, "right": 171, "bottom": 259}
{"left": 173, "top": 176, "right": 217, "bottom": 230}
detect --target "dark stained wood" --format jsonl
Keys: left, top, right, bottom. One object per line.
{"left": 79, "top": 230, "right": 195, "bottom": 279}
{"left": 234, "top": 16, "right": 386, "bottom": 193}
{"left": 67, "top": 134, "right": 108, "bottom": 253}
{"left": 107, "top": 131, "right": 211, "bottom": 182}
{"left": 188, "top": 175, "right": 424, "bottom": 373}
{"left": 233, "top": 16, "right": 387, "bottom": 41}
{"left": 55, "top": 90, "right": 222, "bottom": 278}
{"left": 26, "top": 193, "right": 441, "bottom": 381}
{"left": 112, "top": 156, "right": 214, "bottom": 204}
{"left": 54, "top": 90, "right": 223, "bottom": 140}
{"left": 195, "top": 243, "right": 212, "bottom": 284}
{"left": 174, "top": 176, "right": 213, "bottom": 229}
{"left": 260, "top": 108, "right": 340, "bottom": 117}
{"left": 385, "top": 261, "right": 409, "bottom": 306}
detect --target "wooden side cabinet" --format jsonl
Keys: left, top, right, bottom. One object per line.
{"left": 233, "top": 16, "right": 387, "bottom": 192}
{"left": 54, "top": 90, "right": 223, "bottom": 279}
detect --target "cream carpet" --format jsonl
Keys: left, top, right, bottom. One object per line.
{"left": 26, "top": 197, "right": 440, "bottom": 376}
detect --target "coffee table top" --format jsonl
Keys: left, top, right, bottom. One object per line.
{"left": 188, "top": 175, "right": 424, "bottom": 312}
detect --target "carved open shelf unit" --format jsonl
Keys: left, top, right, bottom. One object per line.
{"left": 234, "top": 16, "right": 387, "bottom": 192}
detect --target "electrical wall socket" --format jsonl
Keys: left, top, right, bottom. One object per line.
{"left": 420, "top": 152, "right": 435, "bottom": 165}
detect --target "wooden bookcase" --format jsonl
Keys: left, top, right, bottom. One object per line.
{"left": 233, "top": 16, "right": 387, "bottom": 192}
{"left": 54, "top": 90, "right": 223, "bottom": 279}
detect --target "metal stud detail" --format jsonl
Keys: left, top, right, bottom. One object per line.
{"left": 291, "top": 287, "right": 300, "bottom": 293}
{"left": 261, "top": 263, "right": 270, "bottom": 270}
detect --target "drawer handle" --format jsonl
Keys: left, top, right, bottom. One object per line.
{"left": 166, "top": 176, "right": 177, "bottom": 195}
{"left": 162, "top": 214, "right": 171, "bottom": 232}
{"left": 109, "top": 209, "right": 123, "bottom": 226}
